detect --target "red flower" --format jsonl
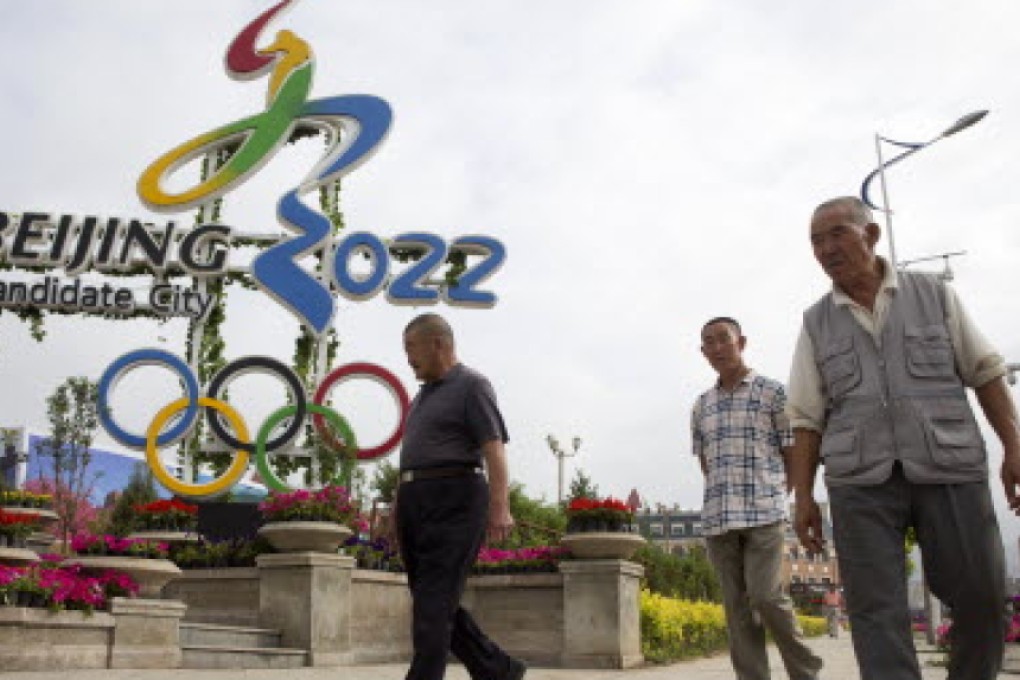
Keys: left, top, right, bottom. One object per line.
{"left": 568, "top": 498, "right": 597, "bottom": 513}
{"left": 0, "top": 510, "right": 38, "bottom": 527}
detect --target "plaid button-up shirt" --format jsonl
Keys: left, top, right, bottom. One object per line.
{"left": 691, "top": 370, "right": 792, "bottom": 536}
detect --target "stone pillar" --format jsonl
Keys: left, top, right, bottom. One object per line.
{"left": 257, "top": 552, "right": 354, "bottom": 666}
{"left": 559, "top": 559, "right": 644, "bottom": 668}
{"left": 109, "top": 597, "right": 186, "bottom": 669}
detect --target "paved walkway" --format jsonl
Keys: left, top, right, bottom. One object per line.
{"left": 4, "top": 636, "right": 1015, "bottom": 679}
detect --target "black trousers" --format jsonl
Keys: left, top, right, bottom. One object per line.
{"left": 397, "top": 475, "right": 513, "bottom": 680}
{"left": 830, "top": 464, "right": 1006, "bottom": 680}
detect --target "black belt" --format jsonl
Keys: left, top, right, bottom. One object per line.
{"left": 399, "top": 466, "right": 483, "bottom": 483}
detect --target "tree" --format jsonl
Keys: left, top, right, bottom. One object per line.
{"left": 23, "top": 477, "right": 100, "bottom": 539}
{"left": 632, "top": 542, "right": 722, "bottom": 602}
{"left": 33, "top": 377, "right": 101, "bottom": 546}
{"left": 567, "top": 468, "right": 599, "bottom": 501}
{"left": 503, "top": 482, "right": 567, "bottom": 548}
{"left": 107, "top": 463, "right": 159, "bottom": 536}
{"left": 370, "top": 460, "right": 399, "bottom": 503}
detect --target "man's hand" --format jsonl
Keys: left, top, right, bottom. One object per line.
{"left": 1001, "top": 450, "right": 1020, "bottom": 515}
{"left": 481, "top": 438, "right": 514, "bottom": 544}
{"left": 487, "top": 499, "right": 515, "bottom": 544}
{"left": 976, "top": 377, "right": 1020, "bottom": 514}
{"left": 794, "top": 495, "right": 826, "bottom": 555}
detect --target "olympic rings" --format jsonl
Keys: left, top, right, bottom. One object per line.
{"left": 255, "top": 403, "right": 357, "bottom": 492}
{"left": 146, "top": 396, "right": 251, "bottom": 497}
{"left": 98, "top": 349, "right": 411, "bottom": 498}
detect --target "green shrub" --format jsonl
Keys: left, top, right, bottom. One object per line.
{"left": 640, "top": 590, "right": 729, "bottom": 662}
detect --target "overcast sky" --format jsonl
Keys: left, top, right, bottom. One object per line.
{"left": 2, "top": 0, "right": 1019, "bottom": 570}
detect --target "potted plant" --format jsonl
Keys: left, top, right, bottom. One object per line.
{"left": 132, "top": 499, "right": 199, "bottom": 533}
{"left": 257, "top": 485, "right": 363, "bottom": 553}
{"left": 0, "top": 510, "right": 39, "bottom": 551}
{"left": 561, "top": 496, "right": 645, "bottom": 560}
{"left": 67, "top": 533, "right": 180, "bottom": 598}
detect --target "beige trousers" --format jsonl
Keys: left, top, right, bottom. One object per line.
{"left": 706, "top": 521, "right": 823, "bottom": 680}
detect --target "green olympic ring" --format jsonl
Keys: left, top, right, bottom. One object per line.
{"left": 255, "top": 402, "right": 358, "bottom": 492}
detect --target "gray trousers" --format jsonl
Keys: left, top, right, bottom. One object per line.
{"left": 707, "top": 522, "right": 823, "bottom": 680}
{"left": 829, "top": 464, "right": 1006, "bottom": 680}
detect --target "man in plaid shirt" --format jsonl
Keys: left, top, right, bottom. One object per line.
{"left": 692, "top": 317, "right": 822, "bottom": 680}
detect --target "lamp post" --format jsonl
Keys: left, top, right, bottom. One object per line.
{"left": 546, "top": 434, "right": 581, "bottom": 505}
{"left": 860, "top": 110, "right": 988, "bottom": 268}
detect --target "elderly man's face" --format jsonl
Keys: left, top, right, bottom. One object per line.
{"left": 810, "top": 205, "right": 878, "bottom": 288}
{"left": 403, "top": 329, "right": 444, "bottom": 382}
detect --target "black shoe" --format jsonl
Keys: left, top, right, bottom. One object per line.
{"left": 502, "top": 658, "right": 526, "bottom": 680}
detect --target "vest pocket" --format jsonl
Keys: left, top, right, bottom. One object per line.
{"left": 923, "top": 403, "right": 984, "bottom": 468}
{"left": 820, "top": 428, "right": 860, "bottom": 479}
{"left": 905, "top": 325, "right": 956, "bottom": 379}
{"left": 819, "top": 336, "right": 861, "bottom": 400}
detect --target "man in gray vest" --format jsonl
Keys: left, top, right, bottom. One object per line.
{"left": 787, "top": 196, "right": 1020, "bottom": 680}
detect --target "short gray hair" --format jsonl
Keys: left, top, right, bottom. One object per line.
{"left": 812, "top": 196, "right": 874, "bottom": 226}
{"left": 404, "top": 313, "right": 455, "bottom": 344}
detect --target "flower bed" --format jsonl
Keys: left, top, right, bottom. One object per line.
{"left": 472, "top": 546, "right": 566, "bottom": 575}
{"left": 170, "top": 537, "right": 274, "bottom": 569}
{"left": 796, "top": 613, "right": 828, "bottom": 638}
{"left": 132, "top": 499, "right": 198, "bottom": 532}
{"left": 639, "top": 590, "right": 826, "bottom": 663}
{"left": 0, "top": 490, "right": 53, "bottom": 509}
{"left": 342, "top": 538, "right": 566, "bottom": 575}
{"left": 640, "top": 590, "right": 729, "bottom": 662}
{"left": 0, "top": 510, "right": 40, "bottom": 548}
{"left": 0, "top": 558, "right": 138, "bottom": 614}
{"left": 71, "top": 534, "right": 169, "bottom": 559}
{"left": 258, "top": 485, "right": 363, "bottom": 527}
{"left": 345, "top": 536, "right": 403, "bottom": 572}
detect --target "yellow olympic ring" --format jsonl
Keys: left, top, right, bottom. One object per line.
{"left": 145, "top": 396, "right": 251, "bottom": 498}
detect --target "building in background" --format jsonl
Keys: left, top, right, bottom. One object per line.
{"left": 3, "top": 426, "right": 266, "bottom": 503}
{"left": 635, "top": 499, "right": 841, "bottom": 592}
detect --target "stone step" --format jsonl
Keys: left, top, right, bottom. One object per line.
{"left": 180, "top": 621, "right": 282, "bottom": 649}
{"left": 181, "top": 645, "right": 307, "bottom": 669}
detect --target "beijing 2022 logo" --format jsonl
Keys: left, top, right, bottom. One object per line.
{"left": 90, "top": 0, "right": 506, "bottom": 498}
{"left": 138, "top": 0, "right": 505, "bottom": 334}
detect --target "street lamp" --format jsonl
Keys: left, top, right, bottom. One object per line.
{"left": 899, "top": 250, "right": 967, "bottom": 282}
{"left": 546, "top": 434, "right": 581, "bottom": 505}
{"left": 860, "top": 110, "right": 988, "bottom": 268}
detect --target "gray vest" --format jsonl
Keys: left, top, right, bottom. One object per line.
{"left": 804, "top": 271, "right": 987, "bottom": 487}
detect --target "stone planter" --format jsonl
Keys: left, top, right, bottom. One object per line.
{"left": 560, "top": 532, "right": 645, "bottom": 560}
{"left": 1, "top": 507, "right": 58, "bottom": 530}
{"left": 128, "top": 531, "right": 200, "bottom": 546}
{"left": 0, "top": 547, "right": 40, "bottom": 567}
{"left": 258, "top": 521, "right": 352, "bottom": 553}
{"left": 68, "top": 556, "right": 182, "bottom": 598}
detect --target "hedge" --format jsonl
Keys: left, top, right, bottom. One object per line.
{"left": 641, "top": 590, "right": 827, "bottom": 663}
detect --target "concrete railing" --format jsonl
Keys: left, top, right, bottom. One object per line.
{"left": 0, "top": 555, "right": 643, "bottom": 670}
{"left": 174, "top": 555, "right": 644, "bottom": 668}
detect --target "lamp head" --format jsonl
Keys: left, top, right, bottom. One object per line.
{"left": 942, "top": 110, "right": 988, "bottom": 138}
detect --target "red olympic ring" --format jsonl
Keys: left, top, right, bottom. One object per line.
{"left": 313, "top": 362, "right": 411, "bottom": 460}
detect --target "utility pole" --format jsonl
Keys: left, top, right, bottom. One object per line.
{"left": 546, "top": 434, "right": 581, "bottom": 505}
